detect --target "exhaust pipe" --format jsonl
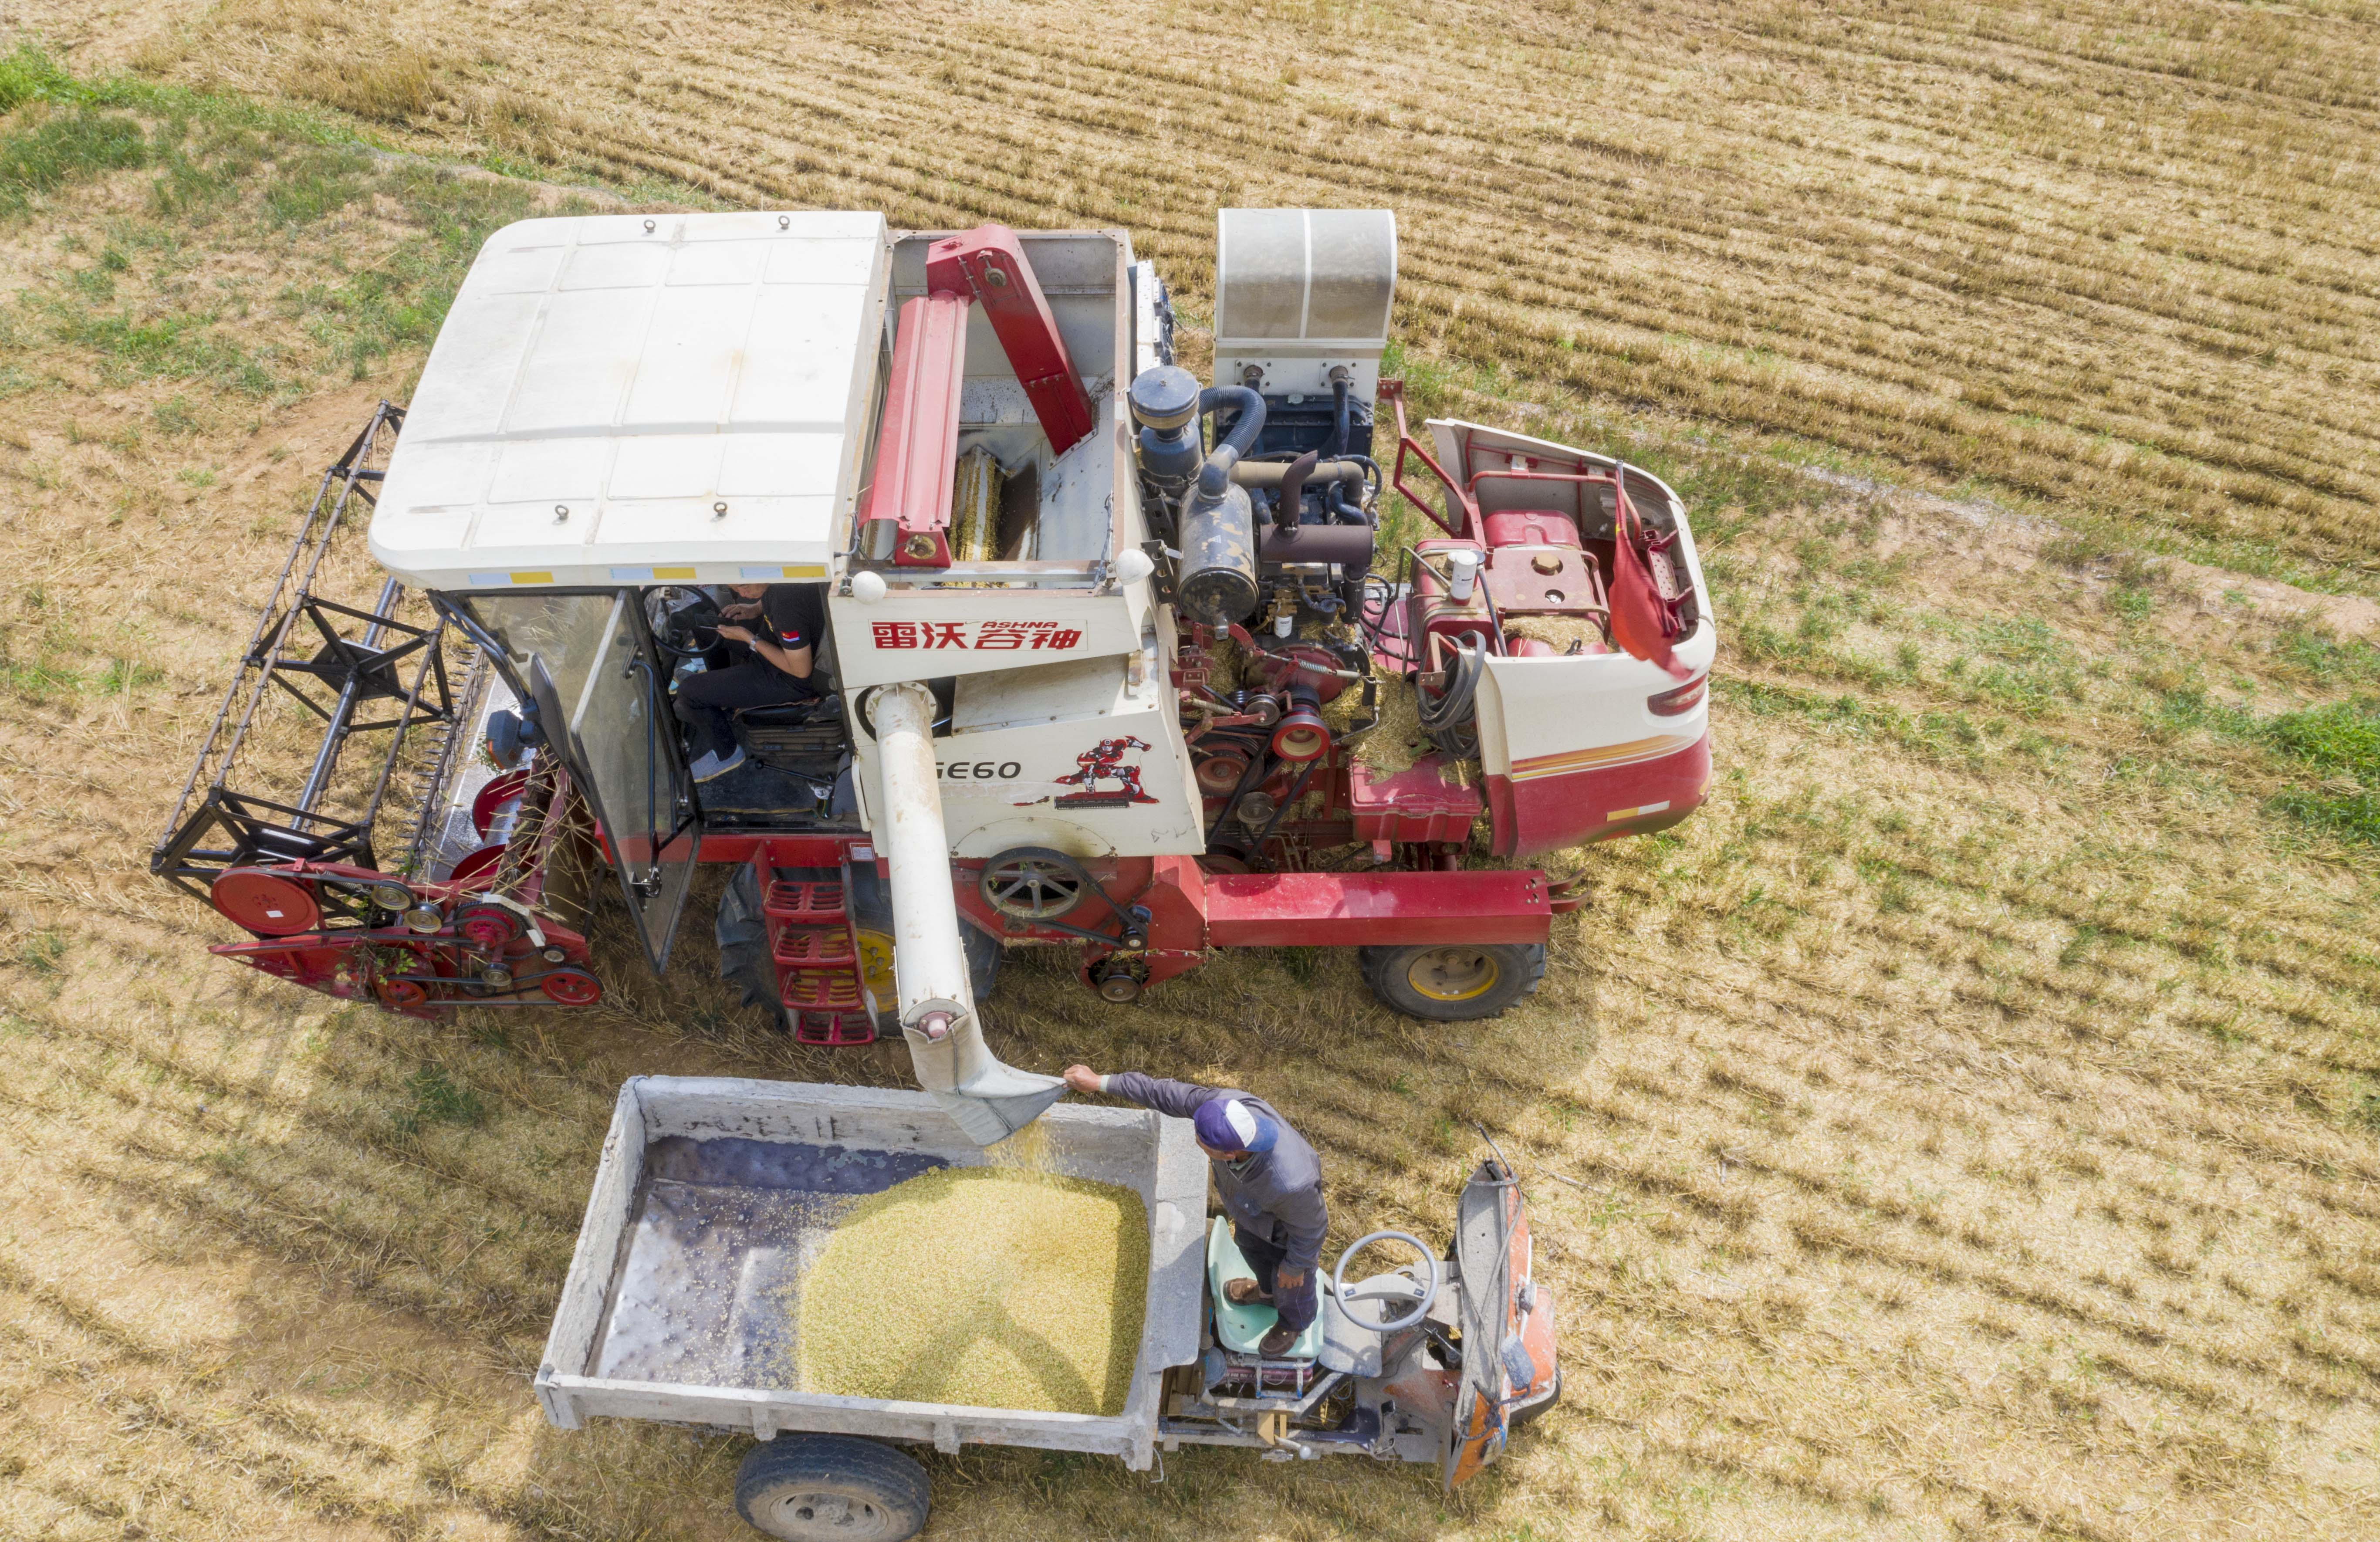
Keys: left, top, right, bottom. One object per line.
{"left": 871, "top": 682, "right": 1066, "bottom": 1145}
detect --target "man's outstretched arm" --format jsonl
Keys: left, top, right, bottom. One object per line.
{"left": 1063, "top": 1065, "right": 1219, "bottom": 1121}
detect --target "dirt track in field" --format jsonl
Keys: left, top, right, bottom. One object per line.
{"left": 2, "top": 10, "right": 2380, "bottom": 1541}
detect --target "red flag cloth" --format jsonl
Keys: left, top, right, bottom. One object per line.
{"left": 1607, "top": 470, "right": 1691, "bottom": 680}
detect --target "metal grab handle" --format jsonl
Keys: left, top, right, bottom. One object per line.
{"left": 1330, "top": 1230, "right": 1440, "bottom": 1334}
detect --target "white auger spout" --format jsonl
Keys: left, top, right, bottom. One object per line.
{"left": 871, "top": 681, "right": 1066, "bottom": 1145}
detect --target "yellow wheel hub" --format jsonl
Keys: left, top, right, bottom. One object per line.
{"left": 855, "top": 929, "right": 897, "bottom": 1006}
{"left": 1406, "top": 947, "right": 1500, "bottom": 1002}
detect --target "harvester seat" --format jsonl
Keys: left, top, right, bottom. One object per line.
{"left": 732, "top": 691, "right": 848, "bottom": 780}
{"left": 1207, "top": 1217, "right": 1324, "bottom": 1360}
{"left": 735, "top": 697, "right": 825, "bottom": 729}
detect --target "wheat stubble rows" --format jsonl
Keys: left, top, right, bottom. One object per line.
{"left": 1, "top": 3, "right": 2378, "bottom": 1537}
{"left": 82, "top": 0, "right": 2380, "bottom": 569}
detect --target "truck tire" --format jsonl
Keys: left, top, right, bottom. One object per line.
{"left": 1358, "top": 942, "right": 1545, "bottom": 1021}
{"left": 734, "top": 1435, "right": 929, "bottom": 1542}
{"left": 718, "top": 864, "right": 998, "bottom": 1034}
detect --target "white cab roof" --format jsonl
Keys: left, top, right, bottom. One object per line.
{"left": 369, "top": 211, "right": 889, "bottom": 591}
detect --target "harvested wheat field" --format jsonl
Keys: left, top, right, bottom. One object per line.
{"left": 1, "top": 5, "right": 2378, "bottom": 1539}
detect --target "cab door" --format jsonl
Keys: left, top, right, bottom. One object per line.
{"left": 451, "top": 589, "right": 702, "bottom": 974}
{"left": 562, "top": 591, "right": 701, "bottom": 971}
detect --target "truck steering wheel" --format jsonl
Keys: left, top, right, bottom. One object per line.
{"left": 1329, "top": 1231, "right": 1440, "bottom": 1334}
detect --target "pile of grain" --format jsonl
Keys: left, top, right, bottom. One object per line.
{"left": 792, "top": 1163, "right": 1149, "bottom": 1416}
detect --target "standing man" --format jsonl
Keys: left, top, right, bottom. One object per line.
{"left": 675, "top": 582, "right": 826, "bottom": 782}
{"left": 1063, "top": 1064, "right": 1325, "bottom": 1356}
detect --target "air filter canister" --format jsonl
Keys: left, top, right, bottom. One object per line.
{"left": 1176, "top": 480, "right": 1259, "bottom": 624}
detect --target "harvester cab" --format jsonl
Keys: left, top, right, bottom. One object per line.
{"left": 153, "top": 206, "right": 1717, "bottom": 1146}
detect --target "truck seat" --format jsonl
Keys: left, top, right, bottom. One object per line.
{"left": 1207, "top": 1217, "right": 1324, "bottom": 1359}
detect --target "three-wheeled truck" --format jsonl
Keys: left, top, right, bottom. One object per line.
{"left": 538, "top": 1079, "right": 1558, "bottom": 1539}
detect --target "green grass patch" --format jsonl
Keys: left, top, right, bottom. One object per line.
{"left": 0, "top": 651, "right": 81, "bottom": 700}
{"left": 2264, "top": 700, "right": 2380, "bottom": 781}
{"left": 97, "top": 656, "right": 163, "bottom": 694}
{"left": 12, "top": 929, "right": 66, "bottom": 975}
{"left": 397, "top": 1064, "right": 487, "bottom": 1132}
{"left": 47, "top": 304, "right": 278, "bottom": 394}
{"left": 0, "top": 43, "right": 358, "bottom": 145}
{"left": 2245, "top": 698, "right": 2380, "bottom": 845}
{"left": 2270, "top": 789, "right": 2380, "bottom": 845}
{"left": 0, "top": 107, "right": 148, "bottom": 216}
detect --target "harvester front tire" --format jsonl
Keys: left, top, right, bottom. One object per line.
{"left": 734, "top": 1435, "right": 929, "bottom": 1542}
{"left": 1359, "top": 942, "right": 1545, "bottom": 1021}
{"left": 717, "top": 864, "right": 783, "bottom": 1018}
{"left": 843, "top": 861, "right": 998, "bottom": 1034}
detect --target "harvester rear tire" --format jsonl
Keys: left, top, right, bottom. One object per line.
{"left": 1359, "top": 942, "right": 1545, "bottom": 1021}
{"left": 734, "top": 1435, "right": 929, "bottom": 1542}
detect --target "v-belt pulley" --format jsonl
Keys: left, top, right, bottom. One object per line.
{"left": 978, "top": 845, "right": 1152, "bottom": 952}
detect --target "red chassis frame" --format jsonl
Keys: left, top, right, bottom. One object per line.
{"left": 708, "top": 835, "right": 1574, "bottom": 1001}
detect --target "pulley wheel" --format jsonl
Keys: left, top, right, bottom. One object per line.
{"left": 541, "top": 967, "right": 602, "bottom": 1005}
{"left": 456, "top": 901, "right": 523, "bottom": 948}
{"left": 211, "top": 868, "right": 320, "bottom": 936}
{"left": 375, "top": 975, "right": 430, "bottom": 1009}
{"left": 979, "top": 847, "right": 1093, "bottom": 921}
{"left": 1193, "top": 751, "right": 1251, "bottom": 797}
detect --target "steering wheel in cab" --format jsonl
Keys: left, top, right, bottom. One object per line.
{"left": 644, "top": 586, "right": 722, "bottom": 661}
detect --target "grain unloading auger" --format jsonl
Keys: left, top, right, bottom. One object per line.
{"left": 154, "top": 209, "right": 1718, "bottom": 1146}
{"left": 871, "top": 681, "right": 1064, "bottom": 1141}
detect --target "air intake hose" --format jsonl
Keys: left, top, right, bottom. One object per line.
{"left": 1173, "top": 386, "right": 1271, "bottom": 624}
{"left": 1195, "top": 386, "right": 1267, "bottom": 499}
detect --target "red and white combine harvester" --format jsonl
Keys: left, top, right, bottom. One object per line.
{"left": 154, "top": 209, "right": 1716, "bottom": 1141}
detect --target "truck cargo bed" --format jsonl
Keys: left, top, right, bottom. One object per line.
{"left": 536, "top": 1079, "right": 1205, "bottom": 1468}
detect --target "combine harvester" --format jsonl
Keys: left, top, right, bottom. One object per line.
{"left": 152, "top": 207, "right": 1717, "bottom": 1131}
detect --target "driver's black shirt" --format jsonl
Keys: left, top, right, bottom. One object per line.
{"left": 752, "top": 584, "right": 827, "bottom": 672}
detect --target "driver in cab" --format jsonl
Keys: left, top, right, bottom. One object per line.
{"left": 676, "top": 582, "right": 826, "bottom": 782}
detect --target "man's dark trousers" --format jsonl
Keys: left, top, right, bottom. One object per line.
{"left": 674, "top": 661, "right": 815, "bottom": 761}
{"left": 1236, "top": 1227, "right": 1318, "bottom": 1333}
